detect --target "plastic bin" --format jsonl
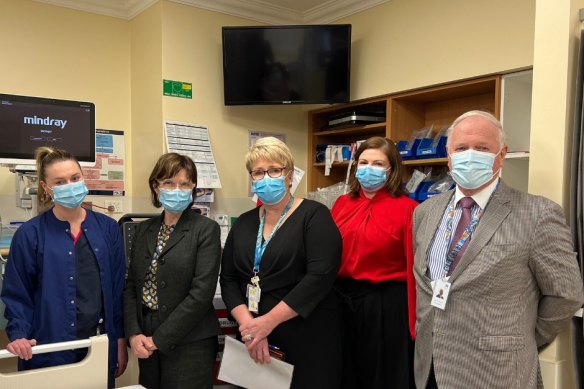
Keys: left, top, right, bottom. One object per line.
{"left": 307, "top": 183, "right": 347, "bottom": 209}
{"left": 0, "top": 223, "right": 19, "bottom": 250}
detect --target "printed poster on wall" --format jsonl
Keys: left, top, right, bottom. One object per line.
{"left": 164, "top": 121, "right": 222, "bottom": 188}
{"left": 82, "top": 129, "right": 125, "bottom": 196}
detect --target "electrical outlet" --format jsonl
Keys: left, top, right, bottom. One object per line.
{"left": 104, "top": 200, "right": 123, "bottom": 213}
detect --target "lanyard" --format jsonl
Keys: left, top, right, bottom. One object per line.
{"left": 442, "top": 206, "right": 481, "bottom": 275}
{"left": 253, "top": 196, "right": 295, "bottom": 274}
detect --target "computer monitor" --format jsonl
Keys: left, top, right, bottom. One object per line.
{"left": 0, "top": 93, "right": 95, "bottom": 167}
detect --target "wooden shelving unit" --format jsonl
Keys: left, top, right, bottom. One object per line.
{"left": 307, "top": 74, "right": 505, "bottom": 192}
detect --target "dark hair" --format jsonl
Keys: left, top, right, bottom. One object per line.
{"left": 348, "top": 136, "right": 407, "bottom": 197}
{"left": 148, "top": 153, "right": 198, "bottom": 208}
{"left": 35, "top": 146, "right": 81, "bottom": 206}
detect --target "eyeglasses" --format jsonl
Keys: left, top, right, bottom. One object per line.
{"left": 249, "top": 167, "right": 286, "bottom": 181}
{"left": 158, "top": 179, "right": 195, "bottom": 190}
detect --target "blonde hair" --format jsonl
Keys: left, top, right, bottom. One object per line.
{"left": 245, "top": 137, "right": 294, "bottom": 173}
{"left": 35, "top": 147, "right": 81, "bottom": 206}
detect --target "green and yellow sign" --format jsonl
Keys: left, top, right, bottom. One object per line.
{"left": 163, "top": 79, "right": 192, "bottom": 99}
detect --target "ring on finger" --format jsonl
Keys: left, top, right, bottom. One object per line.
{"left": 245, "top": 334, "right": 253, "bottom": 342}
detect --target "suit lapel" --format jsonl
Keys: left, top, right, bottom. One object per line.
{"left": 144, "top": 215, "right": 163, "bottom": 258}
{"left": 448, "top": 182, "right": 512, "bottom": 282}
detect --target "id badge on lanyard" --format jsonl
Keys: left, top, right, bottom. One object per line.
{"left": 247, "top": 278, "right": 261, "bottom": 314}
{"left": 431, "top": 278, "right": 451, "bottom": 310}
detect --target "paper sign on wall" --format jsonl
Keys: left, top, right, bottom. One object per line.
{"left": 82, "top": 129, "right": 125, "bottom": 196}
{"left": 164, "top": 121, "right": 222, "bottom": 188}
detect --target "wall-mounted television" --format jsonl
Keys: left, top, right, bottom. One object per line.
{"left": 222, "top": 24, "right": 351, "bottom": 105}
{"left": 0, "top": 93, "right": 95, "bottom": 167}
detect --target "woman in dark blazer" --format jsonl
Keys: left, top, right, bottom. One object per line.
{"left": 124, "top": 153, "right": 221, "bottom": 389}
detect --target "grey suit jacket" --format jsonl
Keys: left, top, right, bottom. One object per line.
{"left": 413, "top": 182, "right": 584, "bottom": 389}
{"left": 124, "top": 209, "right": 221, "bottom": 353}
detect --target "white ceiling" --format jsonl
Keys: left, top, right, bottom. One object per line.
{"left": 33, "top": 0, "right": 390, "bottom": 24}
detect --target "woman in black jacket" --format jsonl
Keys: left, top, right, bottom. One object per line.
{"left": 124, "top": 153, "right": 221, "bottom": 389}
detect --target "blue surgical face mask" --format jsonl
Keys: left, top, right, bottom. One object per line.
{"left": 450, "top": 149, "right": 500, "bottom": 189}
{"left": 252, "top": 176, "right": 288, "bottom": 205}
{"left": 50, "top": 180, "right": 89, "bottom": 209}
{"left": 355, "top": 165, "right": 388, "bottom": 192}
{"left": 159, "top": 188, "right": 193, "bottom": 213}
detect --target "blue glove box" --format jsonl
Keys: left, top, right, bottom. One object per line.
{"left": 415, "top": 136, "right": 447, "bottom": 159}
{"left": 397, "top": 138, "right": 422, "bottom": 160}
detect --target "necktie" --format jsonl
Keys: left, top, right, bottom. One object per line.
{"left": 447, "top": 197, "right": 475, "bottom": 275}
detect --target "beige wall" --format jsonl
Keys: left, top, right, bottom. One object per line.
{"left": 531, "top": 0, "right": 584, "bottom": 205}
{"left": 130, "top": 1, "right": 164, "bottom": 202}
{"left": 0, "top": 0, "right": 131, "bottom": 197}
{"left": 0, "top": 0, "right": 309, "bottom": 217}
{"left": 339, "top": 0, "right": 535, "bottom": 99}
{"left": 529, "top": 1, "right": 584, "bottom": 388}
{"left": 0, "top": 0, "right": 537, "bottom": 212}
{"left": 129, "top": 1, "right": 310, "bottom": 214}
{"left": 152, "top": 1, "right": 309, "bottom": 215}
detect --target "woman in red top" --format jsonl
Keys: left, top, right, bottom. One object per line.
{"left": 331, "top": 136, "right": 417, "bottom": 389}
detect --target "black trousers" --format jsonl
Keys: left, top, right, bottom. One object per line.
{"left": 426, "top": 363, "right": 439, "bottom": 389}
{"left": 139, "top": 309, "right": 218, "bottom": 389}
{"left": 336, "top": 279, "right": 415, "bottom": 389}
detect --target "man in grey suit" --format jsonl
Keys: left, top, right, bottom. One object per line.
{"left": 413, "top": 110, "right": 584, "bottom": 389}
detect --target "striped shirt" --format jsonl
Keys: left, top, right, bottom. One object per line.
{"left": 427, "top": 179, "right": 499, "bottom": 280}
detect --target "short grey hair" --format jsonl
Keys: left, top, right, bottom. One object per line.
{"left": 446, "top": 110, "right": 507, "bottom": 149}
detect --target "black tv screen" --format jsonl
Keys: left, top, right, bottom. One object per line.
{"left": 0, "top": 93, "right": 95, "bottom": 167}
{"left": 222, "top": 24, "right": 351, "bottom": 105}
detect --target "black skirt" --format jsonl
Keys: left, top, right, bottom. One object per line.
{"left": 263, "top": 291, "right": 342, "bottom": 389}
{"left": 336, "top": 279, "right": 415, "bottom": 389}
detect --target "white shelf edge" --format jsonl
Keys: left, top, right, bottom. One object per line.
{"left": 505, "top": 151, "right": 530, "bottom": 159}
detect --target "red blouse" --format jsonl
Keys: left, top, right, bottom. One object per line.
{"left": 331, "top": 189, "right": 417, "bottom": 338}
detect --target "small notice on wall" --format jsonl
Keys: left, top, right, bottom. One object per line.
{"left": 82, "top": 129, "right": 125, "bottom": 196}
{"left": 249, "top": 131, "right": 285, "bottom": 147}
{"left": 163, "top": 79, "right": 192, "bottom": 99}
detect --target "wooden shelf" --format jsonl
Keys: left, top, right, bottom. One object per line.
{"left": 402, "top": 157, "right": 448, "bottom": 166}
{"left": 313, "top": 122, "right": 387, "bottom": 137}
{"left": 314, "top": 158, "right": 448, "bottom": 167}
{"left": 313, "top": 161, "right": 351, "bottom": 167}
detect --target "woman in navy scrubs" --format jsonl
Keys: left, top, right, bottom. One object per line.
{"left": 1, "top": 147, "right": 127, "bottom": 388}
